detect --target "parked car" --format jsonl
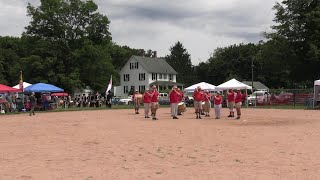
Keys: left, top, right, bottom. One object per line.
{"left": 247, "top": 91, "right": 271, "bottom": 105}
{"left": 119, "top": 97, "right": 132, "bottom": 105}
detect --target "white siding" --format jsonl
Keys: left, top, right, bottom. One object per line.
{"left": 120, "top": 59, "right": 150, "bottom": 95}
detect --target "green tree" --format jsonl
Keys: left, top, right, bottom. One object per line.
{"left": 165, "top": 41, "right": 194, "bottom": 86}
{"left": 271, "top": 0, "right": 320, "bottom": 84}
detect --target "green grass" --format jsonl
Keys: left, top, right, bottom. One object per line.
{"left": 0, "top": 104, "right": 172, "bottom": 116}
{"left": 244, "top": 104, "right": 307, "bottom": 110}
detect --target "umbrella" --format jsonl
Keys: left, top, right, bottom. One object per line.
{"left": 0, "top": 84, "right": 21, "bottom": 93}
{"left": 24, "top": 83, "right": 64, "bottom": 93}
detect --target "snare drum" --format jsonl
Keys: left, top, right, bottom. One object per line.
{"left": 178, "top": 102, "right": 186, "bottom": 113}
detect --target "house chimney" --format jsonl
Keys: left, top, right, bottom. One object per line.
{"left": 141, "top": 49, "right": 145, "bottom": 57}
{"left": 152, "top": 51, "right": 157, "bottom": 58}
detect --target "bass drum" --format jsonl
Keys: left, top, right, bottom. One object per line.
{"left": 178, "top": 102, "right": 187, "bottom": 113}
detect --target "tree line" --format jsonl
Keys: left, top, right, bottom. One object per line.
{"left": 0, "top": 0, "right": 319, "bottom": 93}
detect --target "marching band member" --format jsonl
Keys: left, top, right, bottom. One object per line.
{"left": 235, "top": 89, "right": 243, "bottom": 119}
{"left": 203, "top": 90, "right": 211, "bottom": 117}
{"left": 132, "top": 90, "right": 140, "bottom": 114}
{"left": 193, "top": 86, "right": 204, "bottom": 119}
{"left": 177, "top": 88, "right": 184, "bottom": 115}
{"left": 150, "top": 85, "right": 159, "bottom": 120}
{"left": 213, "top": 91, "right": 222, "bottom": 119}
{"left": 169, "top": 86, "right": 180, "bottom": 119}
{"left": 143, "top": 89, "right": 151, "bottom": 118}
{"left": 227, "top": 89, "right": 235, "bottom": 117}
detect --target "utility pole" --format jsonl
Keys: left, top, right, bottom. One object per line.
{"left": 251, "top": 57, "right": 254, "bottom": 89}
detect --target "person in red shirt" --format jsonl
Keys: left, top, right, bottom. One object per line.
{"left": 203, "top": 90, "right": 211, "bottom": 117}
{"left": 169, "top": 86, "right": 180, "bottom": 119}
{"left": 150, "top": 85, "right": 159, "bottom": 120}
{"left": 235, "top": 89, "right": 243, "bottom": 119}
{"left": 143, "top": 89, "right": 152, "bottom": 118}
{"left": 193, "top": 86, "right": 204, "bottom": 119}
{"left": 213, "top": 91, "right": 222, "bottom": 119}
{"left": 227, "top": 89, "right": 235, "bottom": 117}
{"left": 177, "top": 88, "right": 185, "bottom": 115}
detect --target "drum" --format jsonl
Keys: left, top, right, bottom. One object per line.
{"left": 178, "top": 102, "right": 186, "bottom": 113}
{"left": 134, "top": 94, "right": 143, "bottom": 105}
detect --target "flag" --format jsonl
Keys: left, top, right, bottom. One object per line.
{"left": 19, "top": 71, "right": 23, "bottom": 91}
{"left": 106, "top": 75, "right": 112, "bottom": 95}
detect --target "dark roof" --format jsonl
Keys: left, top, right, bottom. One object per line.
{"left": 242, "top": 81, "right": 269, "bottom": 90}
{"left": 132, "top": 56, "right": 178, "bottom": 74}
{"left": 149, "top": 81, "right": 184, "bottom": 86}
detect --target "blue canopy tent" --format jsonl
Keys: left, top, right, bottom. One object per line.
{"left": 24, "top": 83, "right": 64, "bottom": 93}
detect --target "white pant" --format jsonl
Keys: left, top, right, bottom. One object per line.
{"left": 171, "top": 103, "right": 178, "bottom": 117}
{"left": 144, "top": 103, "right": 150, "bottom": 116}
{"left": 214, "top": 104, "right": 222, "bottom": 118}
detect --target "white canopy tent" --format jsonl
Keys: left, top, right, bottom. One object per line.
{"left": 215, "top": 78, "right": 252, "bottom": 91}
{"left": 12, "top": 82, "right": 32, "bottom": 89}
{"left": 184, "top": 82, "right": 216, "bottom": 91}
{"left": 313, "top": 79, "right": 320, "bottom": 108}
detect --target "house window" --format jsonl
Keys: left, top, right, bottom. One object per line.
{"left": 123, "top": 86, "right": 129, "bottom": 93}
{"left": 130, "top": 62, "right": 139, "bottom": 70}
{"left": 131, "top": 86, "right": 135, "bottom": 92}
{"left": 139, "top": 73, "right": 145, "bottom": 81}
{"left": 169, "top": 74, "right": 173, "bottom": 81}
{"left": 152, "top": 73, "right": 157, "bottom": 80}
{"left": 139, "top": 85, "right": 145, "bottom": 92}
{"left": 159, "top": 74, "right": 163, "bottom": 79}
{"left": 123, "top": 74, "right": 130, "bottom": 81}
{"left": 163, "top": 74, "right": 167, "bottom": 79}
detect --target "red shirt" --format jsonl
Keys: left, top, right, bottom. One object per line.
{"left": 150, "top": 90, "right": 159, "bottom": 102}
{"left": 193, "top": 90, "right": 203, "bottom": 101}
{"left": 235, "top": 92, "right": 242, "bottom": 103}
{"left": 204, "top": 93, "right": 211, "bottom": 102}
{"left": 227, "top": 91, "right": 235, "bottom": 102}
{"left": 179, "top": 92, "right": 184, "bottom": 102}
{"left": 169, "top": 90, "right": 179, "bottom": 103}
{"left": 214, "top": 95, "right": 222, "bottom": 105}
{"left": 143, "top": 92, "right": 151, "bottom": 103}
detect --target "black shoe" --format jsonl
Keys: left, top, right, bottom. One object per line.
{"left": 215, "top": 117, "right": 218, "bottom": 119}
{"left": 199, "top": 116, "right": 202, "bottom": 119}
{"left": 146, "top": 116, "right": 150, "bottom": 118}
{"left": 145, "top": 116, "right": 147, "bottom": 118}
{"left": 177, "top": 113, "right": 182, "bottom": 115}
{"left": 152, "top": 118, "right": 158, "bottom": 120}
{"left": 228, "top": 115, "right": 232, "bottom": 117}
{"left": 173, "top": 117, "right": 179, "bottom": 119}
{"left": 236, "top": 117, "right": 240, "bottom": 120}
{"left": 201, "top": 113, "right": 205, "bottom": 115}
{"left": 196, "top": 116, "right": 199, "bottom": 119}
{"left": 136, "top": 112, "right": 139, "bottom": 114}
{"left": 208, "top": 115, "right": 210, "bottom": 117}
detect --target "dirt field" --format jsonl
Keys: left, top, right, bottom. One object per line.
{"left": 1, "top": 107, "right": 320, "bottom": 180}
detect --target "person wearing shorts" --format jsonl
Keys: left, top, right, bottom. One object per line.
{"left": 150, "top": 85, "right": 159, "bottom": 120}
{"left": 235, "top": 89, "right": 242, "bottom": 119}
{"left": 143, "top": 89, "right": 151, "bottom": 118}
{"left": 193, "top": 86, "right": 204, "bottom": 119}
{"left": 169, "top": 86, "right": 180, "bottom": 119}
{"left": 227, "top": 89, "right": 235, "bottom": 117}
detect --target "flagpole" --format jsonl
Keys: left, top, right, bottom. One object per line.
{"left": 20, "top": 71, "right": 25, "bottom": 111}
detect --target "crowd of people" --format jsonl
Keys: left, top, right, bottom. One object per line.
{"left": 132, "top": 85, "right": 247, "bottom": 120}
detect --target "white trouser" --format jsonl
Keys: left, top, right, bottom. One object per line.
{"left": 171, "top": 103, "right": 178, "bottom": 117}
{"left": 214, "top": 104, "right": 222, "bottom": 118}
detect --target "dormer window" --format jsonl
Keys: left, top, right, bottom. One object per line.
{"left": 130, "top": 62, "right": 139, "bottom": 69}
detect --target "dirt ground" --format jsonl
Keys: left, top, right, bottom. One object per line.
{"left": 0, "top": 107, "right": 320, "bottom": 180}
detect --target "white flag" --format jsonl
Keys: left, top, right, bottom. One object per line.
{"left": 106, "top": 75, "right": 112, "bottom": 95}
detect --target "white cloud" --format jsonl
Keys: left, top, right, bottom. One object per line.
{"left": 0, "top": 0, "right": 277, "bottom": 64}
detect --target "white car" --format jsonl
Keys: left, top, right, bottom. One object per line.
{"left": 247, "top": 91, "right": 271, "bottom": 105}
{"left": 119, "top": 97, "right": 132, "bottom": 105}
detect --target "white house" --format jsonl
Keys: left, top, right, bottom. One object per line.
{"left": 117, "top": 55, "right": 183, "bottom": 96}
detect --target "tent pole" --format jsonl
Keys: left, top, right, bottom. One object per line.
{"left": 313, "top": 84, "right": 316, "bottom": 109}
